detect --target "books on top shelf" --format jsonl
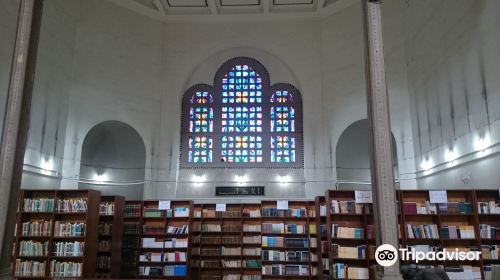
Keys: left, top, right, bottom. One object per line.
{"left": 99, "top": 202, "right": 115, "bottom": 216}
{"left": 406, "top": 224, "right": 439, "bottom": 239}
{"left": 55, "top": 198, "right": 87, "bottom": 213}
{"left": 480, "top": 224, "right": 500, "bottom": 239}
{"left": 144, "top": 208, "right": 163, "bottom": 218}
{"left": 332, "top": 263, "right": 369, "bottom": 280}
{"left": 243, "top": 208, "right": 261, "bottom": 218}
{"left": 331, "top": 200, "right": 364, "bottom": 214}
{"left": 402, "top": 201, "right": 437, "bottom": 215}
{"left": 332, "top": 244, "right": 366, "bottom": 259}
{"left": 54, "top": 221, "right": 85, "bottom": 237}
{"left": 439, "top": 202, "right": 473, "bottom": 215}
{"left": 23, "top": 198, "right": 55, "bottom": 212}
{"left": 124, "top": 203, "right": 141, "bottom": 217}
{"left": 331, "top": 224, "right": 364, "bottom": 239}
{"left": 172, "top": 207, "right": 190, "bottom": 217}
{"left": 287, "top": 208, "right": 307, "bottom": 218}
{"left": 320, "top": 204, "right": 327, "bottom": 217}
{"left": 19, "top": 240, "right": 49, "bottom": 256}
{"left": 15, "top": 259, "right": 46, "bottom": 277}
{"left": 440, "top": 225, "right": 475, "bottom": 239}
{"left": 53, "top": 241, "right": 84, "bottom": 257}
{"left": 21, "top": 220, "right": 52, "bottom": 236}
{"left": 50, "top": 260, "right": 82, "bottom": 277}
{"left": 478, "top": 201, "right": 500, "bottom": 214}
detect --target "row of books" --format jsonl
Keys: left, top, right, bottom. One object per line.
{"left": 331, "top": 200, "right": 364, "bottom": 214}
{"left": 97, "top": 256, "right": 111, "bottom": 269}
{"left": 262, "top": 223, "right": 284, "bottom": 234}
{"left": 124, "top": 222, "right": 141, "bottom": 234}
{"left": 54, "top": 221, "right": 85, "bottom": 237}
{"left": 439, "top": 202, "right": 472, "bottom": 215}
{"left": 142, "top": 237, "right": 188, "bottom": 248}
{"left": 14, "top": 259, "right": 46, "bottom": 277}
{"left": 332, "top": 263, "right": 369, "bottom": 279}
{"left": 139, "top": 251, "right": 187, "bottom": 262}
{"left": 50, "top": 261, "right": 83, "bottom": 277}
{"left": 21, "top": 219, "right": 52, "bottom": 236}
{"left": 55, "top": 198, "right": 88, "bottom": 213}
{"left": 18, "top": 240, "right": 49, "bottom": 256}
{"left": 332, "top": 224, "right": 364, "bottom": 239}
{"left": 261, "top": 264, "right": 310, "bottom": 276}
{"left": 480, "top": 224, "right": 500, "bottom": 239}
{"left": 244, "top": 248, "right": 261, "bottom": 256}
{"left": 98, "top": 222, "right": 112, "bottom": 235}
{"left": 243, "top": 209, "right": 261, "bottom": 218}
{"left": 261, "top": 208, "right": 312, "bottom": 218}
{"left": 99, "top": 202, "right": 115, "bottom": 215}
{"left": 332, "top": 244, "right": 367, "bottom": 260}
{"left": 406, "top": 224, "right": 439, "bottom": 239}
{"left": 402, "top": 201, "right": 437, "bottom": 215}
{"left": 485, "top": 265, "right": 500, "bottom": 280}
{"left": 285, "top": 224, "right": 308, "bottom": 234}
{"left": 125, "top": 204, "right": 141, "bottom": 217}
{"left": 478, "top": 201, "right": 500, "bottom": 214}
{"left": 23, "top": 198, "right": 55, "bottom": 212}
{"left": 98, "top": 239, "right": 111, "bottom": 252}
{"left": 222, "top": 247, "right": 242, "bottom": 256}
{"left": 166, "top": 225, "right": 189, "bottom": 234}
{"left": 441, "top": 225, "right": 475, "bottom": 239}
{"left": 53, "top": 241, "right": 84, "bottom": 256}
{"left": 139, "top": 265, "right": 187, "bottom": 276}
{"left": 243, "top": 224, "right": 261, "bottom": 232}
{"left": 481, "top": 245, "right": 500, "bottom": 260}
{"left": 444, "top": 266, "right": 481, "bottom": 280}
{"left": 198, "top": 209, "right": 241, "bottom": 218}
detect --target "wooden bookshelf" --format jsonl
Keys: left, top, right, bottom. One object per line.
{"left": 96, "top": 195, "right": 124, "bottom": 278}
{"left": 139, "top": 200, "right": 191, "bottom": 278}
{"left": 13, "top": 189, "right": 100, "bottom": 279}
{"left": 325, "top": 190, "right": 373, "bottom": 280}
{"left": 476, "top": 189, "right": 500, "bottom": 279}
{"left": 314, "top": 196, "right": 328, "bottom": 280}
{"left": 121, "top": 200, "right": 143, "bottom": 278}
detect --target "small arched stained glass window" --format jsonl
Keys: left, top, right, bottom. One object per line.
{"left": 181, "top": 57, "right": 303, "bottom": 168}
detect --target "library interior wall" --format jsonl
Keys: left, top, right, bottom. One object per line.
{"left": 16, "top": 0, "right": 500, "bottom": 199}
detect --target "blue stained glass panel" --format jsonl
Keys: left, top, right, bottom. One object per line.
{"left": 222, "top": 65, "right": 262, "bottom": 104}
{"left": 271, "top": 136, "right": 296, "bottom": 163}
{"left": 221, "top": 135, "right": 263, "bottom": 163}
{"left": 188, "top": 136, "right": 213, "bottom": 163}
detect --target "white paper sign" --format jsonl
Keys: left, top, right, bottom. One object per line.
{"left": 355, "top": 191, "right": 373, "bottom": 203}
{"left": 216, "top": 203, "right": 226, "bottom": 212}
{"left": 429, "top": 190, "right": 448, "bottom": 204}
{"left": 158, "top": 200, "right": 171, "bottom": 210}
{"left": 277, "top": 200, "right": 289, "bottom": 210}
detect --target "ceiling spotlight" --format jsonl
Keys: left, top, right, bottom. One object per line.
{"left": 474, "top": 136, "right": 490, "bottom": 152}
{"left": 421, "top": 159, "right": 433, "bottom": 171}
{"left": 193, "top": 175, "right": 205, "bottom": 185}
{"left": 40, "top": 159, "right": 54, "bottom": 175}
{"left": 94, "top": 174, "right": 107, "bottom": 184}
{"left": 278, "top": 175, "right": 290, "bottom": 185}
{"left": 235, "top": 175, "right": 247, "bottom": 185}
{"left": 444, "top": 149, "right": 458, "bottom": 163}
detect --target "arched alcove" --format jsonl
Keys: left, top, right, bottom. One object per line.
{"left": 336, "top": 119, "right": 399, "bottom": 190}
{"left": 79, "top": 121, "right": 146, "bottom": 199}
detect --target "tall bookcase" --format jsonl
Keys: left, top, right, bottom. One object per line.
{"left": 261, "top": 200, "right": 316, "bottom": 279}
{"left": 121, "top": 200, "right": 143, "bottom": 278}
{"left": 476, "top": 189, "right": 500, "bottom": 280}
{"left": 314, "top": 196, "right": 329, "bottom": 280}
{"left": 96, "top": 195, "right": 124, "bottom": 278}
{"left": 325, "top": 190, "right": 373, "bottom": 280}
{"left": 13, "top": 189, "right": 100, "bottom": 279}
{"left": 139, "top": 200, "right": 192, "bottom": 278}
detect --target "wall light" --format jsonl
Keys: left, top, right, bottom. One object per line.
{"left": 278, "top": 175, "right": 291, "bottom": 185}
{"left": 235, "top": 175, "right": 247, "bottom": 185}
{"left": 192, "top": 175, "right": 205, "bottom": 185}
{"left": 40, "top": 158, "right": 54, "bottom": 175}
{"left": 444, "top": 149, "right": 458, "bottom": 163}
{"left": 474, "top": 136, "right": 491, "bottom": 152}
{"left": 421, "top": 158, "right": 433, "bottom": 171}
{"left": 94, "top": 173, "right": 107, "bottom": 184}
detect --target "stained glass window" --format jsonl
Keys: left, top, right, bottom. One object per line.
{"left": 181, "top": 57, "right": 303, "bottom": 168}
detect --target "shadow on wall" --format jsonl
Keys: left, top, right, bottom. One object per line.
{"left": 78, "top": 121, "right": 145, "bottom": 199}
{"left": 336, "top": 119, "right": 398, "bottom": 190}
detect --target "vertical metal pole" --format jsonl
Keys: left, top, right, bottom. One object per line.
{"left": 361, "top": 0, "right": 403, "bottom": 279}
{"left": 0, "top": 0, "right": 40, "bottom": 275}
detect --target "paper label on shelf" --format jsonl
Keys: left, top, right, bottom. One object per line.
{"left": 355, "top": 191, "right": 373, "bottom": 203}
{"left": 429, "top": 190, "right": 447, "bottom": 203}
{"left": 158, "top": 200, "right": 171, "bottom": 210}
{"left": 216, "top": 203, "right": 226, "bottom": 212}
{"left": 277, "top": 200, "right": 288, "bottom": 210}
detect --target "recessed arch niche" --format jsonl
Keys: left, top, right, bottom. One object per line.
{"left": 336, "top": 119, "right": 399, "bottom": 190}
{"left": 78, "top": 121, "right": 146, "bottom": 199}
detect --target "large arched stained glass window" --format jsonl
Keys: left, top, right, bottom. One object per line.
{"left": 181, "top": 57, "right": 303, "bottom": 168}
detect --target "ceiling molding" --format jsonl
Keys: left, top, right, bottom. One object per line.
{"left": 107, "top": 0, "right": 359, "bottom": 22}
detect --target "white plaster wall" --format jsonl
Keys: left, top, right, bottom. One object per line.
{"left": 0, "top": 0, "right": 20, "bottom": 141}
{"left": 21, "top": 0, "right": 81, "bottom": 189}
{"left": 401, "top": 0, "right": 500, "bottom": 189}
